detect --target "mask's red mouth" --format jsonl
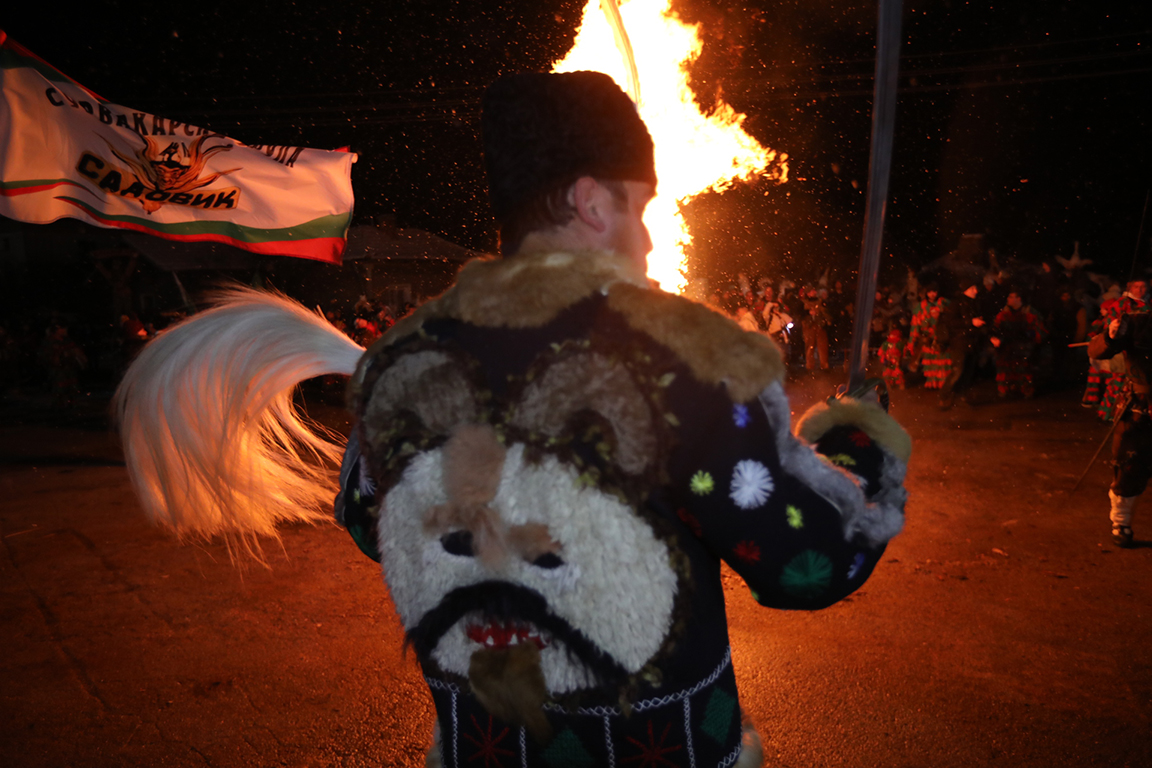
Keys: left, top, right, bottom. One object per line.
{"left": 466, "top": 621, "right": 549, "bottom": 651}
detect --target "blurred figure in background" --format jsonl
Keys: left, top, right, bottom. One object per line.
{"left": 936, "top": 282, "right": 988, "bottom": 409}
{"left": 990, "top": 289, "right": 1046, "bottom": 399}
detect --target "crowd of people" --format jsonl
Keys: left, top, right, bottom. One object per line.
{"left": 322, "top": 294, "right": 416, "bottom": 349}
{"left": 716, "top": 258, "right": 1150, "bottom": 548}
{"left": 7, "top": 257, "right": 1146, "bottom": 420}
{"left": 718, "top": 275, "right": 855, "bottom": 375}
{"left": 0, "top": 289, "right": 426, "bottom": 409}
{"left": 0, "top": 313, "right": 156, "bottom": 408}
{"left": 714, "top": 261, "right": 1150, "bottom": 418}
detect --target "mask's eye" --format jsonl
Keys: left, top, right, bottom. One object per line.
{"left": 440, "top": 530, "right": 474, "bottom": 557}
{"left": 532, "top": 552, "right": 564, "bottom": 569}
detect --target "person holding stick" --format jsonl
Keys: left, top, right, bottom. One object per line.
{"left": 115, "top": 72, "right": 912, "bottom": 768}
{"left": 1089, "top": 289, "right": 1151, "bottom": 547}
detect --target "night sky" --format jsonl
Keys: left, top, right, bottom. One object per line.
{"left": 5, "top": 1, "right": 1151, "bottom": 286}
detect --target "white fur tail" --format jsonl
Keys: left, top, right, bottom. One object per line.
{"left": 114, "top": 286, "right": 365, "bottom": 544}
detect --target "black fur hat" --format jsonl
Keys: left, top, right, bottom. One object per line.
{"left": 481, "top": 71, "right": 656, "bottom": 224}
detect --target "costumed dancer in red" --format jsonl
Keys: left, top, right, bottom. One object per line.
{"left": 1093, "top": 280, "right": 1148, "bottom": 421}
{"left": 906, "top": 286, "right": 951, "bottom": 389}
{"left": 879, "top": 327, "right": 905, "bottom": 390}
{"left": 990, "top": 288, "right": 1046, "bottom": 398}
{"left": 1089, "top": 307, "right": 1152, "bottom": 547}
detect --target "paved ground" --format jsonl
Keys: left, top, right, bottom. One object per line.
{"left": 1, "top": 374, "right": 1149, "bottom": 767}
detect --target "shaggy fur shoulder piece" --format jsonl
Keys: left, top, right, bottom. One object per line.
{"left": 349, "top": 249, "right": 648, "bottom": 401}
{"left": 452, "top": 249, "right": 649, "bottom": 328}
{"left": 795, "top": 397, "right": 912, "bottom": 464}
{"left": 606, "top": 283, "right": 785, "bottom": 403}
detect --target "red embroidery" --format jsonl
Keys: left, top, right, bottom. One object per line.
{"left": 848, "top": 429, "right": 872, "bottom": 448}
{"left": 462, "top": 713, "right": 514, "bottom": 767}
{"left": 623, "top": 719, "right": 683, "bottom": 767}
{"left": 733, "top": 540, "right": 761, "bottom": 563}
{"left": 677, "top": 508, "right": 702, "bottom": 537}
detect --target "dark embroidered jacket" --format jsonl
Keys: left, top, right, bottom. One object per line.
{"left": 336, "top": 250, "right": 909, "bottom": 768}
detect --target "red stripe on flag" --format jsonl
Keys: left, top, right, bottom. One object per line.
{"left": 1, "top": 180, "right": 86, "bottom": 197}
{"left": 58, "top": 198, "right": 345, "bottom": 264}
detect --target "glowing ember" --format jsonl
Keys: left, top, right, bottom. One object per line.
{"left": 554, "top": 0, "right": 788, "bottom": 293}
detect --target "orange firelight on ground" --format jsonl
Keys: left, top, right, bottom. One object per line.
{"left": 554, "top": 0, "right": 788, "bottom": 294}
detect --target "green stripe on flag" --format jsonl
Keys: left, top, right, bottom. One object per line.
{"left": 1, "top": 179, "right": 79, "bottom": 191}
{"left": 56, "top": 196, "right": 351, "bottom": 242}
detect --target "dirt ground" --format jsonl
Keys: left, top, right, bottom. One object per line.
{"left": 1, "top": 373, "right": 1149, "bottom": 767}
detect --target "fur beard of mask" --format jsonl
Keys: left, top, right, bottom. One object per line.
{"left": 468, "top": 642, "right": 552, "bottom": 744}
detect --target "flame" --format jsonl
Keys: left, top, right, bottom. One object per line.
{"left": 554, "top": 0, "right": 788, "bottom": 294}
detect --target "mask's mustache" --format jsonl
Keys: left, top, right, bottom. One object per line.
{"left": 406, "top": 580, "right": 630, "bottom": 692}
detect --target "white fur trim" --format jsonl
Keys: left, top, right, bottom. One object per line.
{"left": 795, "top": 396, "right": 912, "bottom": 464}
{"left": 758, "top": 381, "right": 905, "bottom": 547}
{"left": 114, "top": 287, "right": 364, "bottom": 545}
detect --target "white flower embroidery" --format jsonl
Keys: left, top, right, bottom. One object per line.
{"left": 729, "top": 459, "right": 774, "bottom": 509}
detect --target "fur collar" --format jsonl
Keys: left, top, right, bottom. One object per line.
{"left": 449, "top": 248, "right": 651, "bottom": 328}
{"left": 351, "top": 249, "right": 784, "bottom": 404}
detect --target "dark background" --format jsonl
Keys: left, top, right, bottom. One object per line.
{"left": 4, "top": 0, "right": 1151, "bottom": 287}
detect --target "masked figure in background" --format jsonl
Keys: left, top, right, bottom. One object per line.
{"left": 1089, "top": 308, "right": 1152, "bottom": 547}
{"left": 1092, "top": 280, "right": 1148, "bottom": 422}
{"left": 906, "top": 285, "right": 950, "bottom": 389}
{"left": 760, "top": 284, "right": 793, "bottom": 360}
{"left": 936, "top": 283, "right": 988, "bottom": 409}
{"left": 879, "top": 326, "right": 905, "bottom": 390}
{"left": 990, "top": 289, "right": 1046, "bottom": 399}
{"left": 800, "top": 287, "right": 831, "bottom": 372}
{"left": 115, "top": 72, "right": 911, "bottom": 768}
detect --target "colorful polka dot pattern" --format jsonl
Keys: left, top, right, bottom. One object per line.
{"left": 676, "top": 397, "right": 889, "bottom": 610}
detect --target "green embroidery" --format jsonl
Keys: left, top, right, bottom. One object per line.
{"left": 700, "top": 687, "right": 737, "bottom": 744}
{"left": 690, "top": 471, "right": 714, "bottom": 495}
{"left": 786, "top": 504, "right": 804, "bottom": 529}
{"left": 827, "top": 453, "right": 857, "bottom": 467}
{"left": 575, "top": 471, "right": 598, "bottom": 489}
{"left": 542, "top": 728, "right": 594, "bottom": 768}
{"left": 780, "top": 550, "right": 833, "bottom": 598}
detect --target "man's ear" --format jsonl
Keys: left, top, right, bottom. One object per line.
{"left": 571, "top": 176, "right": 608, "bottom": 234}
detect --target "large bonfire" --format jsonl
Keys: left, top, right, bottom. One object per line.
{"left": 553, "top": 0, "right": 788, "bottom": 293}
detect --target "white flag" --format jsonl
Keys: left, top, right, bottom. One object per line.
{"left": 0, "top": 31, "right": 356, "bottom": 264}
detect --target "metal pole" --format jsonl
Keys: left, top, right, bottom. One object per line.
{"left": 847, "top": 0, "right": 904, "bottom": 392}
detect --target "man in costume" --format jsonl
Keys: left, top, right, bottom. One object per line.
{"left": 936, "top": 282, "right": 988, "bottom": 409}
{"left": 905, "top": 285, "right": 950, "bottom": 390}
{"left": 800, "top": 287, "right": 832, "bottom": 372}
{"left": 990, "top": 289, "right": 1046, "bottom": 399}
{"left": 1089, "top": 287, "right": 1151, "bottom": 547}
{"left": 115, "top": 72, "right": 911, "bottom": 768}
{"left": 878, "top": 326, "right": 906, "bottom": 390}
{"left": 759, "top": 284, "right": 793, "bottom": 357}
{"left": 1092, "top": 279, "right": 1148, "bottom": 421}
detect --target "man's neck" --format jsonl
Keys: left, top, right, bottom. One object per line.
{"left": 515, "top": 227, "right": 597, "bottom": 257}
